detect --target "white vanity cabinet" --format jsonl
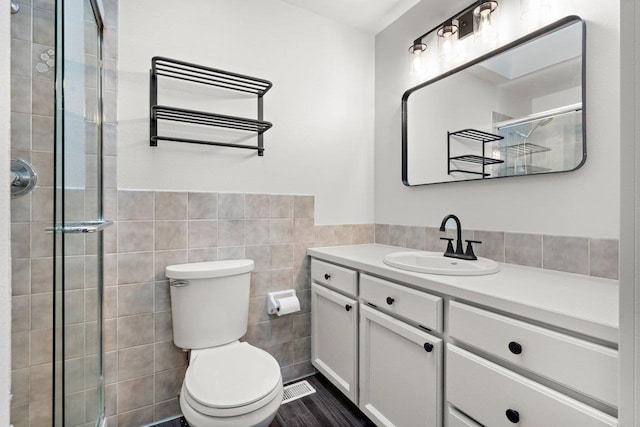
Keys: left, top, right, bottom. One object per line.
{"left": 308, "top": 245, "right": 619, "bottom": 427}
{"left": 359, "top": 304, "right": 442, "bottom": 426}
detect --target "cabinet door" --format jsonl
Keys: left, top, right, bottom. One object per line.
{"left": 360, "top": 304, "right": 442, "bottom": 427}
{"left": 311, "top": 283, "right": 358, "bottom": 403}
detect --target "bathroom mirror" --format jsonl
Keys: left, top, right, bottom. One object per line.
{"left": 402, "top": 16, "right": 585, "bottom": 186}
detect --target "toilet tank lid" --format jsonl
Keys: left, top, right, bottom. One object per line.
{"left": 166, "top": 260, "right": 254, "bottom": 279}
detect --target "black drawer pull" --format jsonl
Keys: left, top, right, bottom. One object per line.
{"left": 324, "top": 273, "right": 331, "bottom": 280}
{"left": 423, "top": 342, "right": 433, "bottom": 352}
{"left": 386, "top": 297, "right": 395, "bottom": 305}
{"left": 508, "top": 341, "right": 522, "bottom": 355}
{"left": 345, "top": 304, "right": 352, "bottom": 311}
{"left": 505, "top": 409, "right": 520, "bottom": 423}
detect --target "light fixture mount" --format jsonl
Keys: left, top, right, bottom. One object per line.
{"left": 409, "top": 39, "right": 427, "bottom": 55}
{"left": 457, "top": 10, "right": 475, "bottom": 39}
{"left": 437, "top": 21, "right": 459, "bottom": 38}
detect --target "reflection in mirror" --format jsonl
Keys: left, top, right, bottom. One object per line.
{"left": 402, "top": 17, "right": 585, "bottom": 186}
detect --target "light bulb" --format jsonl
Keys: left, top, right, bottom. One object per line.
{"left": 437, "top": 23, "right": 458, "bottom": 61}
{"left": 411, "top": 52, "right": 424, "bottom": 75}
{"left": 479, "top": 9, "right": 491, "bottom": 32}
{"left": 442, "top": 34, "right": 453, "bottom": 57}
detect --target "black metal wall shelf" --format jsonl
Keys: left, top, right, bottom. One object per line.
{"left": 447, "top": 129, "right": 504, "bottom": 177}
{"left": 506, "top": 142, "right": 551, "bottom": 155}
{"left": 150, "top": 56, "right": 273, "bottom": 156}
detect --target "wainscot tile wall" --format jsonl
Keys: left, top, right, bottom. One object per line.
{"left": 374, "top": 224, "right": 619, "bottom": 280}
{"left": 104, "top": 190, "right": 375, "bottom": 426}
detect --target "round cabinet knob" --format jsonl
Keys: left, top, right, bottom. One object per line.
{"left": 423, "top": 342, "right": 434, "bottom": 352}
{"left": 386, "top": 297, "right": 395, "bottom": 305}
{"left": 324, "top": 273, "right": 331, "bottom": 280}
{"left": 508, "top": 341, "right": 523, "bottom": 355}
{"left": 345, "top": 304, "right": 352, "bottom": 312}
{"left": 505, "top": 409, "right": 520, "bottom": 423}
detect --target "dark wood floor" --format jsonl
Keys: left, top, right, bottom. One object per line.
{"left": 155, "top": 374, "right": 375, "bottom": 427}
{"left": 271, "top": 374, "right": 374, "bottom": 427}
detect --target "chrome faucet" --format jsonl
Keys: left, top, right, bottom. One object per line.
{"left": 439, "top": 214, "right": 481, "bottom": 261}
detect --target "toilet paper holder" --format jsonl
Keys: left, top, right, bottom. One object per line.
{"left": 267, "top": 290, "right": 298, "bottom": 315}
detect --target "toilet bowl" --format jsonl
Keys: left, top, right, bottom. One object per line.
{"left": 179, "top": 342, "right": 283, "bottom": 427}
{"left": 166, "top": 260, "right": 284, "bottom": 427}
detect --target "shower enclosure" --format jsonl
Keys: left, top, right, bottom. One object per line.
{"left": 53, "top": 0, "right": 108, "bottom": 425}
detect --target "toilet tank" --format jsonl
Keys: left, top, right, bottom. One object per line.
{"left": 166, "top": 260, "right": 254, "bottom": 349}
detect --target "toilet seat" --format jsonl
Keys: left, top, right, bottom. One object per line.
{"left": 183, "top": 342, "right": 282, "bottom": 417}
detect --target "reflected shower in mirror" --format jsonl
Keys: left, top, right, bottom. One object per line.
{"left": 402, "top": 16, "right": 585, "bottom": 186}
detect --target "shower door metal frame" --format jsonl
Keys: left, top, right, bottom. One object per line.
{"left": 53, "top": 0, "right": 108, "bottom": 425}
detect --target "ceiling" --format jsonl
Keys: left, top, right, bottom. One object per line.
{"left": 280, "top": 0, "right": 421, "bottom": 34}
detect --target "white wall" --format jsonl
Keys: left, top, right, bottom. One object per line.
{"left": 118, "top": 0, "right": 375, "bottom": 225}
{"left": 375, "top": 0, "right": 620, "bottom": 238}
{"left": 0, "top": 0, "right": 12, "bottom": 423}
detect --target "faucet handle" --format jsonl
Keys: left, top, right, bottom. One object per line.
{"left": 440, "top": 237, "right": 455, "bottom": 256}
{"left": 464, "top": 239, "right": 482, "bottom": 260}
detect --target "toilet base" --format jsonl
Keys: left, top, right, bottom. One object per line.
{"left": 179, "top": 382, "right": 283, "bottom": 427}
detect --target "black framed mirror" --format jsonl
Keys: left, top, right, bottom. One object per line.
{"left": 402, "top": 16, "right": 586, "bottom": 186}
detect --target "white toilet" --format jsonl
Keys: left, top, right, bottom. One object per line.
{"left": 166, "top": 260, "right": 284, "bottom": 427}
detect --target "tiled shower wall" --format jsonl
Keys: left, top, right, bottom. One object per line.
{"left": 9, "top": 0, "right": 119, "bottom": 426}
{"left": 374, "top": 224, "right": 619, "bottom": 280}
{"left": 102, "top": 190, "right": 374, "bottom": 426}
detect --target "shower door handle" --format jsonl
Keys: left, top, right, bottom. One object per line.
{"left": 45, "top": 220, "right": 114, "bottom": 233}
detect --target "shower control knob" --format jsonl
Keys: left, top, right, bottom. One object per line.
{"left": 423, "top": 343, "right": 434, "bottom": 352}
{"left": 345, "top": 304, "right": 352, "bottom": 312}
{"left": 508, "top": 341, "right": 523, "bottom": 355}
{"left": 324, "top": 273, "right": 331, "bottom": 280}
{"left": 505, "top": 409, "right": 520, "bottom": 423}
{"left": 386, "top": 297, "right": 395, "bottom": 305}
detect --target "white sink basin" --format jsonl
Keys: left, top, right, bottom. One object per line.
{"left": 383, "top": 251, "right": 500, "bottom": 276}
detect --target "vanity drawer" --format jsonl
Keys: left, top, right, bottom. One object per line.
{"left": 447, "top": 345, "right": 617, "bottom": 427}
{"left": 360, "top": 273, "right": 443, "bottom": 332}
{"left": 311, "top": 259, "right": 357, "bottom": 296}
{"left": 448, "top": 301, "right": 618, "bottom": 407}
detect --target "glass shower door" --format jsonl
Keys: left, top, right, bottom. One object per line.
{"left": 53, "top": 1, "right": 108, "bottom": 426}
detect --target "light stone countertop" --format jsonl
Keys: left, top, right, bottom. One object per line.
{"left": 307, "top": 244, "right": 619, "bottom": 345}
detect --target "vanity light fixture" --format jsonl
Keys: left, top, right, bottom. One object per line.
{"left": 407, "top": 0, "right": 499, "bottom": 58}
